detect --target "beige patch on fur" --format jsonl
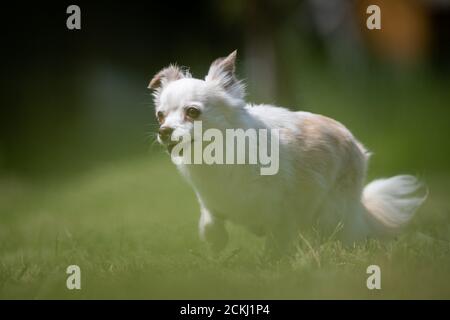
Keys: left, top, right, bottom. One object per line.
{"left": 287, "top": 114, "right": 369, "bottom": 194}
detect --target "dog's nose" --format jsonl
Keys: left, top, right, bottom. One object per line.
{"left": 159, "top": 126, "right": 174, "bottom": 142}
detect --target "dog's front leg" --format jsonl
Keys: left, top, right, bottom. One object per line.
{"left": 199, "top": 205, "right": 228, "bottom": 252}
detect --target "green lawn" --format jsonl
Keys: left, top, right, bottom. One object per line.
{"left": 0, "top": 155, "right": 449, "bottom": 299}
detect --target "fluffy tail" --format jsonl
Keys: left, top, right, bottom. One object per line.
{"left": 362, "top": 175, "right": 427, "bottom": 237}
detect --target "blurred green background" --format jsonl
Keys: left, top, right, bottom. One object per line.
{"left": 1, "top": 0, "right": 450, "bottom": 299}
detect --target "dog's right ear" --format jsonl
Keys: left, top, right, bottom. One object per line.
{"left": 148, "top": 65, "right": 188, "bottom": 90}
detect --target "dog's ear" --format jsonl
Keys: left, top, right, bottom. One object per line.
{"left": 148, "top": 65, "right": 189, "bottom": 90}
{"left": 205, "top": 50, "right": 245, "bottom": 99}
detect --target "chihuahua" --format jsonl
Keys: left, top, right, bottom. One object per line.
{"left": 149, "top": 51, "right": 426, "bottom": 255}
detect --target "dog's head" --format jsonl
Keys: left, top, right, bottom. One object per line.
{"left": 149, "top": 51, "right": 245, "bottom": 151}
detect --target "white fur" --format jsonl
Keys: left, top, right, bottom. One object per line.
{"left": 363, "top": 176, "right": 426, "bottom": 232}
{"left": 149, "top": 51, "right": 426, "bottom": 255}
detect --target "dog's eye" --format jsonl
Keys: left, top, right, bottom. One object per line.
{"left": 186, "top": 107, "right": 201, "bottom": 119}
{"left": 156, "top": 111, "right": 165, "bottom": 124}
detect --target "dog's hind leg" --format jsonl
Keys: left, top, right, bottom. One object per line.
{"left": 263, "top": 220, "right": 299, "bottom": 260}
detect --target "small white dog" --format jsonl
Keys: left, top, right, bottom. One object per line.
{"left": 149, "top": 51, "right": 425, "bottom": 255}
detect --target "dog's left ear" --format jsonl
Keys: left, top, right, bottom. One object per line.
{"left": 149, "top": 65, "right": 191, "bottom": 106}
{"left": 205, "top": 50, "right": 245, "bottom": 99}
{"left": 148, "top": 64, "right": 190, "bottom": 90}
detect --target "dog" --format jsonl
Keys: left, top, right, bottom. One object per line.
{"left": 149, "top": 50, "right": 426, "bottom": 256}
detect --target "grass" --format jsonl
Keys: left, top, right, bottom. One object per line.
{"left": 0, "top": 154, "right": 449, "bottom": 299}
